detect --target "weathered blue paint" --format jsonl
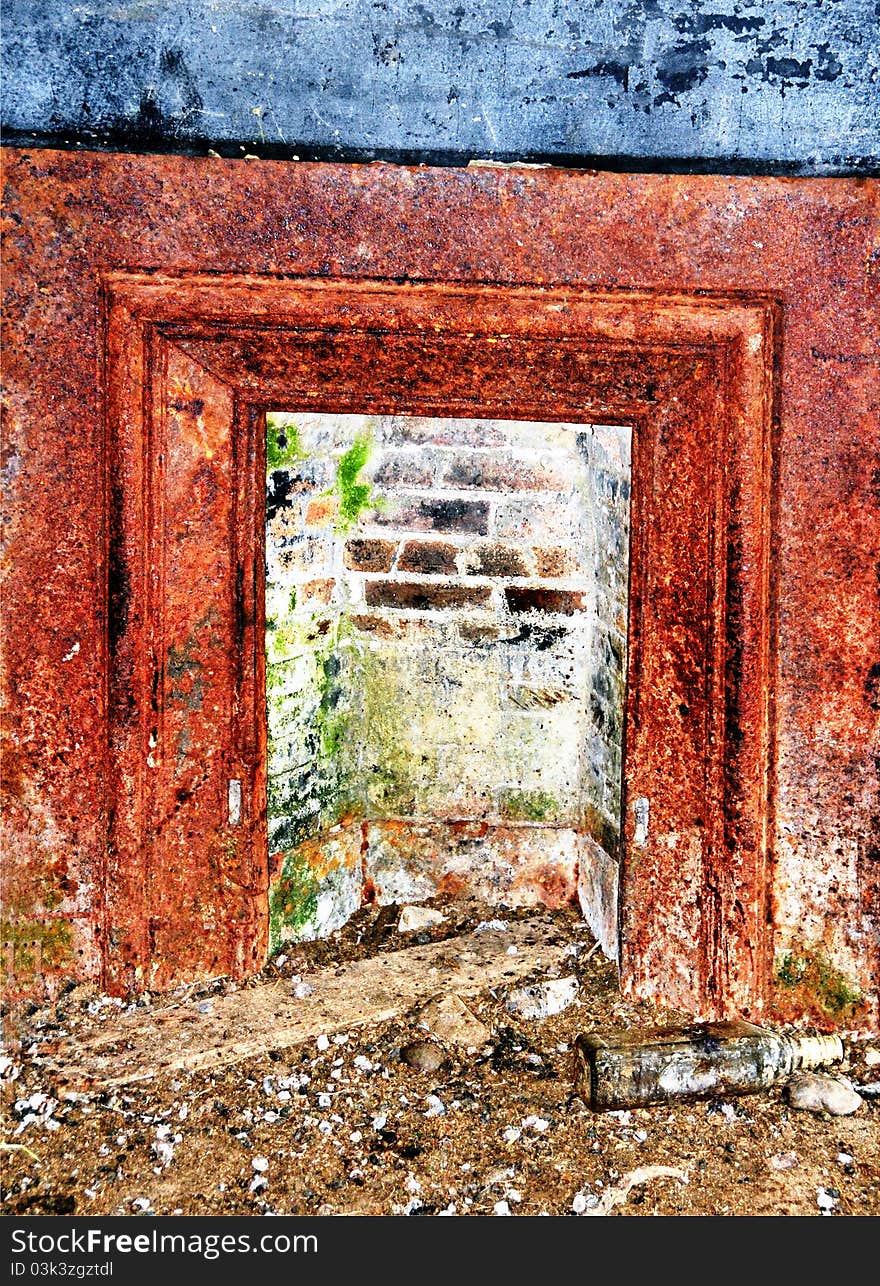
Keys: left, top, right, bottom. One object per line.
{"left": 2, "top": 1, "right": 877, "bottom": 173}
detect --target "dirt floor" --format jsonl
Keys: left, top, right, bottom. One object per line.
{"left": 2, "top": 898, "right": 879, "bottom": 1218}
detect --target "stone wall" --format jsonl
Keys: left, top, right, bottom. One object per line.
{"left": 265, "top": 412, "right": 631, "bottom": 949}
{"left": 3, "top": 1, "right": 877, "bottom": 174}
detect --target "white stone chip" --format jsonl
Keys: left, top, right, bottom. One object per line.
{"left": 505, "top": 975, "right": 579, "bottom": 1020}
{"left": 398, "top": 905, "right": 446, "bottom": 933}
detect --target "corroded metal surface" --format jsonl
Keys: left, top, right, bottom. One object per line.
{"left": 1, "top": 150, "right": 877, "bottom": 1027}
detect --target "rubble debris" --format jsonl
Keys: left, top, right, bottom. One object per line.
{"left": 37, "top": 918, "right": 570, "bottom": 1088}
{"left": 786, "top": 1073, "right": 863, "bottom": 1116}
{"left": 579, "top": 1165, "right": 689, "bottom": 1216}
{"left": 417, "top": 994, "right": 490, "bottom": 1048}
{"left": 505, "top": 976, "right": 579, "bottom": 1020}
{"left": 1, "top": 900, "right": 876, "bottom": 1219}
{"left": 398, "top": 906, "right": 446, "bottom": 933}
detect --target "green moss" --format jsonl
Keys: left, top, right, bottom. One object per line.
{"left": 334, "top": 433, "right": 375, "bottom": 531}
{"left": 359, "top": 649, "right": 422, "bottom": 815}
{"left": 775, "top": 948, "right": 864, "bottom": 1018}
{"left": 269, "top": 848, "right": 320, "bottom": 947}
{"left": 266, "top": 419, "right": 306, "bottom": 470}
{"left": 501, "top": 789, "right": 560, "bottom": 822}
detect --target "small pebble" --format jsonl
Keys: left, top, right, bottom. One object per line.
{"left": 401, "top": 1040, "right": 445, "bottom": 1073}
{"left": 786, "top": 1072, "right": 862, "bottom": 1116}
{"left": 816, "top": 1186, "right": 839, "bottom": 1214}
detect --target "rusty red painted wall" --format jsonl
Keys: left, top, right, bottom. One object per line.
{"left": 1, "top": 150, "right": 877, "bottom": 1027}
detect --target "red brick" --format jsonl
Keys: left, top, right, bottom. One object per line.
{"left": 374, "top": 498, "right": 489, "bottom": 534}
{"left": 300, "top": 578, "right": 335, "bottom": 604}
{"left": 343, "top": 538, "right": 397, "bottom": 572}
{"left": 350, "top": 614, "right": 396, "bottom": 638}
{"left": 386, "top": 418, "right": 508, "bottom": 448}
{"left": 441, "top": 453, "right": 568, "bottom": 492}
{"left": 463, "top": 542, "right": 529, "bottom": 577}
{"left": 365, "top": 580, "right": 491, "bottom": 611}
{"left": 305, "top": 495, "right": 338, "bottom": 528}
{"left": 533, "top": 546, "right": 578, "bottom": 577}
{"left": 505, "top": 586, "right": 587, "bottom": 614}
{"left": 373, "top": 455, "right": 435, "bottom": 488}
{"left": 397, "top": 540, "right": 458, "bottom": 574}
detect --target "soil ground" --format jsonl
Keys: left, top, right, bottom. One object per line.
{"left": 2, "top": 898, "right": 878, "bottom": 1218}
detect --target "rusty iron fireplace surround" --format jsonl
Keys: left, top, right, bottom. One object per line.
{"left": 2, "top": 150, "right": 877, "bottom": 1029}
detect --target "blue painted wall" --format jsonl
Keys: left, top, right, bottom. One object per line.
{"left": 2, "top": 2, "right": 878, "bottom": 172}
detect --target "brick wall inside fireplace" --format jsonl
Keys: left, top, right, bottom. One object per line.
{"left": 265, "top": 412, "right": 631, "bottom": 955}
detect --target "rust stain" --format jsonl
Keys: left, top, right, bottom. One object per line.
{"left": 1, "top": 149, "right": 876, "bottom": 1027}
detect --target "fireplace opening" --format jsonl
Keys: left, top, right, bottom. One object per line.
{"left": 264, "top": 412, "right": 632, "bottom": 959}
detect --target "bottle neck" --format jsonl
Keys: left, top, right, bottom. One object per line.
{"left": 789, "top": 1033, "right": 844, "bottom": 1071}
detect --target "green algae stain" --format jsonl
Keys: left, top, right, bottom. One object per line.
{"left": 501, "top": 789, "right": 560, "bottom": 822}
{"left": 269, "top": 849, "right": 320, "bottom": 947}
{"left": 334, "top": 433, "right": 375, "bottom": 531}
{"left": 775, "top": 948, "right": 864, "bottom": 1018}
{"left": 359, "top": 649, "right": 422, "bottom": 814}
{"left": 1, "top": 918, "right": 74, "bottom": 981}
{"left": 267, "top": 419, "right": 307, "bottom": 471}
